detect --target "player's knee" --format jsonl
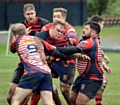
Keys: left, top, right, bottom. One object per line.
{"left": 101, "top": 79, "right": 108, "bottom": 90}
{"left": 60, "top": 84, "right": 70, "bottom": 94}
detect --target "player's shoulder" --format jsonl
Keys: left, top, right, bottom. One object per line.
{"left": 38, "top": 17, "right": 49, "bottom": 25}
{"left": 35, "top": 31, "right": 49, "bottom": 39}
{"left": 19, "top": 20, "right": 25, "bottom": 24}
{"left": 43, "top": 23, "right": 52, "bottom": 28}
{"left": 65, "top": 22, "right": 75, "bottom": 31}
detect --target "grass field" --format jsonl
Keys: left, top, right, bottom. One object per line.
{"left": 75, "top": 26, "right": 120, "bottom": 38}
{"left": 0, "top": 43, "right": 120, "bottom": 105}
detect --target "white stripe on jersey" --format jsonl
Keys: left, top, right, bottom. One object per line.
{"left": 18, "top": 35, "right": 51, "bottom": 73}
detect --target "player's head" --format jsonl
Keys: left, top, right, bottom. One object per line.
{"left": 23, "top": 3, "right": 36, "bottom": 25}
{"left": 91, "top": 15, "right": 104, "bottom": 30}
{"left": 82, "top": 21, "right": 101, "bottom": 40}
{"left": 53, "top": 7, "right": 67, "bottom": 22}
{"left": 50, "top": 19, "right": 66, "bottom": 40}
{"left": 11, "top": 23, "right": 27, "bottom": 37}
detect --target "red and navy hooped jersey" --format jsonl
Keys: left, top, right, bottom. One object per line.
{"left": 77, "top": 37, "right": 103, "bottom": 81}
{"left": 35, "top": 31, "right": 76, "bottom": 64}
{"left": 20, "top": 17, "right": 49, "bottom": 36}
{"left": 35, "top": 31, "right": 69, "bottom": 47}
{"left": 10, "top": 34, "right": 56, "bottom": 75}
{"left": 41, "top": 22, "right": 78, "bottom": 45}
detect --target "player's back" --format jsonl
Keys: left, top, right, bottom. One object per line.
{"left": 17, "top": 34, "right": 51, "bottom": 74}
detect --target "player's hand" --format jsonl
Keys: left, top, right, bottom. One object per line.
{"left": 103, "top": 64, "right": 112, "bottom": 74}
{"left": 73, "top": 53, "right": 90, "bottom": 60}
{"left": 69, "top": 38, "right": 74, "bottom": 45}
{"left": 78, "top": 54, "right": 90, "bottom": 60}
{"left": 46, "top": 56, "right": 55, "bottom": 63}
{"left": 103, "top": 55, "right": 110, "bottom": 64}
{"left": 26, "top": 26, "right": 32, "bottom": 34}
{"left": 62, "top": 60, "right": 69, "bottom": 67}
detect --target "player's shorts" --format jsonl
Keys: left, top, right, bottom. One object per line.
{"left": 18, "top": 72, "right": 53, "bottom": 92}
{"left": 50, "top": 61, "right": 76, "bottom": 85}
{"left": 11, "top": 62, "right": 24, "bottom": 84}
{"left": 72, "top": 76, "right": 102, "bottom": 99}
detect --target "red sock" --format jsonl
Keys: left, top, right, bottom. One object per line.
{"left": 30, "top": 94, "right": 41, "bottom": 105}
{"left": 95, "top": 95, "right": 102, "bottom": 105}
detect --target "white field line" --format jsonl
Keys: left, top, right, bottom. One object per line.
{"left": 0, "top": 69, "right": 14, "bottom": 73}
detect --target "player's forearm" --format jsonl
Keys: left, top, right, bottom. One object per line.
{"left": 56, "top": 46, "right": 83, "bottom": 54}
{"left": 54, "top": 49, "right": 68, "bottom": 61}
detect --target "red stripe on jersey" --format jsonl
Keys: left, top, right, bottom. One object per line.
{"left": 24, "top": 17, "right": 42, "bottom": 32}
{"left": 95, "top": 39, "right": 103, "bottom": 75}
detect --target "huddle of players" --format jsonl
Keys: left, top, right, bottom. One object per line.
{"left": 6, "top": 3, "right": 112, "bottom": 105}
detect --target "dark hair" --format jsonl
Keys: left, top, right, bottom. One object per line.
{"left": 91, "top": 15, "right": 103, "bottom": 23}
{"left": 85, "top": 21, "right": 101, "bottom": 34}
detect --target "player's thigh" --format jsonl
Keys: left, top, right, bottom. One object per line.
{"left": 7, "top": 83, "right": 18, "bottom": 100}
{"left": 70, "top": 91, "right": 78, "bottom": 103}
{"left": 76, "top": 92, "right": 90, "bottom": 104}
{"left": 12, "top": 87, "right": 32, "bottom": 103}
{"left": 11, "top": 62, "right": 24, "bottom": 84}
{"left": 60, "top": 81, "right": 71, "bottom": 91}
{"left": 40, "top": 91, "right": 53, "bottom": 105}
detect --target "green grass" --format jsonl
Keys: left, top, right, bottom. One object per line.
{"left": 75, "top": 26, "right": 120, "bottom": 38}
{"left": 0, "top": 43, "right": 120, "bottom": 105}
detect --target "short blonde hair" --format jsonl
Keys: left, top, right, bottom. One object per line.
{"left": 23, "top": 3, "right": 35, "bottom": 12}
{"left": 11, "top": 23, "right": 27, "bottom": 36}
{"left": 52, "top": 19, "right": 66, "bottom": 29}
{"left": 53, "top": 7, "right": 67, "bottom": 17}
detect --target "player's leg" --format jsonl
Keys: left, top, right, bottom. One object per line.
{"left": 52, "top": 85, "right": 62, "bottom": 105}
{"left": 6, "top": 62, "right": 24, "bottom": 104}
{"left": 40, "top": 91, "right": 53, "bottom": 105}
{"left": 11, "top": 87, "right": 32, "bottom": 105}
{"left": 94, "top": 78, "right": 107, "bottom": 105}
{"left": 60, "top": 81, "right": 72, "bottom": 105}
{"left": 76, "top": 80, "right": 102, "bottom": 105}
{"left": 70, "top": 91, "right": 78, "bottom": 105}
{"left": 6, "top": 83, "right": 18, "bottom": 104}
{"left": 38, "top": 73, "right": 53, "bottom": 105}
{"left": 59, "top": 66, "right": 76, "bottom": 105}
{"left": 30, "top": 92, "right": 41, "bottom": 105}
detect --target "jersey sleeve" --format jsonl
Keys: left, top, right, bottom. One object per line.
{"left": 41, "top": 39, "right": 68, "bottom": 61}
{"left": 42, "top": 39, "right": 56, "bottom": 55}
{"left": 77, "top": 39, "right": 94, "bottom": 51}
{"left": 38, "top": 17, "right": 50, "bottom": 27}
{"left": 10, "top": 39, "right": 17, "bottom": 53}
{"left": 56, "top": 46, "right": 83, "bottom": 54}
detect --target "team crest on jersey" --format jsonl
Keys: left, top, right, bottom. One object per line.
{"left": 81, "top": 84, "right": 85, "bottom": 90}
{"left": 63, "top": 75, "right": 68, "bottom": 81}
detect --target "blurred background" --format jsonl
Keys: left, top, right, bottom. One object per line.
{"left": 0, "top": 0, "right": 120, "bottom": 51}
{"left": 0, "top": 0, "right": 120, "bottom": 30}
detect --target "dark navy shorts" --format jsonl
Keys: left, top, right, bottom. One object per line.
{"left": 50, "top": 61, "right": 76, "bottom": 85}
{"left": 11, "top": 62, "right": 24, "bottom": 84}
{"left": 72, "top": 76, "right": 103, "bottom": 99}
{"left": 18, "top": 72, "right": 53, "bottom": 92}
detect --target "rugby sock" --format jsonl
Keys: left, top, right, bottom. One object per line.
{"left": 30, "top": 94, "right": 41, "bottom": 105}
{"left": 94, "top": 94, "right": 103, "bottom": 105}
